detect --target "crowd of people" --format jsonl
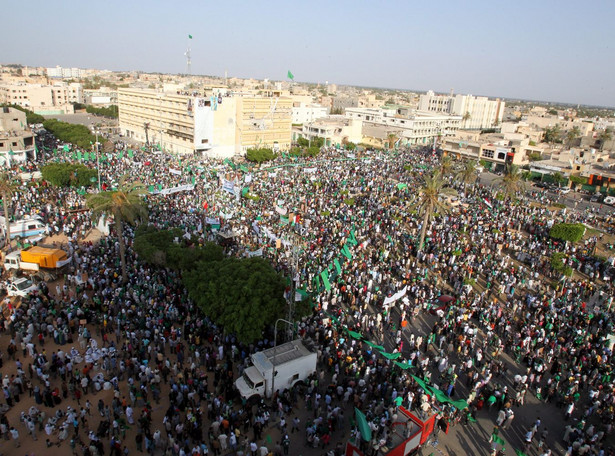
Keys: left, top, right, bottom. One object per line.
{"left": 0, "top": 128, "right": 613, "bottom": 456}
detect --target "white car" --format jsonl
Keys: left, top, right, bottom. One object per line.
{"left": 5, "top": 278, "right": 39, "bottom": 297}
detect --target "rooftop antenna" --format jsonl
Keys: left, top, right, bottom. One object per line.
{"left": 185, "top": 34, "right": 193, "bottom": 75}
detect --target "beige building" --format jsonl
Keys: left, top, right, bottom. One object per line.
{"left": 0, "top": 82, "right": 82, "bottom": 114}
{"left": 418, "top": 90, "right": 504, "bottom": 130}
{"left": 0, "top": 107, "right": 36, "bottom": 165}
{"left": 295, "top": 117, "right": 363, "bottom": 146}
{"left": 118, "top": 88, "right": 292, "bottom": 157}
{"left": 345, "top": 106, "right": 461, "bottom": 146}
{"left": 441, "top": 136, "right": 542, "bottom": 170}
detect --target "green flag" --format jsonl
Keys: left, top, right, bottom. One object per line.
{"left": 340, "top": 244, "right": 352, "bottom": 259}
{"left": 287, "top": 70, "right": 294, "bottom": 80}
{"left": 397, "top": 183, "right": 408, "bottom": 190}
{"left": 321, "top": 270, "right": 331, "bottom": 291}
{"left": 467, "top": 414, "right": 477, "bottom": 423}
{"left": 365, "top": 341, "right": 385, "bottom": 351}
{"left": 77, "top": 151, "right": 83, "bottom": 161}
{"left": 63, "top": 144, "right": 70, "bottom": 152}
{"left": 394, "top": 361, "right": 412, "bottom": 370}
{"left": 379, "top": 350, "right": 401, "bottom": 360}
{"left": 354, "top": 408, "right": 372, "bottom": 441}
{"left": 411, "top": 375, "right": 431, "bottom": 393}
{"left": 84, "top": 152, "right": 90, "bottom": 161}
{"left": 334, "top": 258, "right": 342, "bottom": 274}
{"left": 188, "top": 34, "right": 193, "bottom": 39}
{"left": 347, "top": 330, "right": 363, "bottom": 340}
{"left": 128, "top": 149, "right": 134, "bottom": 158}
{"left": 514, "top": 450, "right": 527, "bottom": 456}
{"left": 492, "top": 435, "right": 505, "bottom": 446}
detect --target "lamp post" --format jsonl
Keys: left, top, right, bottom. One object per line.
{"left": 95, "top": 130, "right": 101, "bottom": 192}
{"left": 271, "top": 318, "right": 294, "bottom": 400}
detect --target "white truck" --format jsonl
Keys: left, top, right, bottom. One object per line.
{"left": 235, "top": 339, "right": 317, "bottom": 401}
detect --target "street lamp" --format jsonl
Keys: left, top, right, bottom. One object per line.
{"left": 94, "top": 130, "right": 101, "bottom": 191}
{"left": 271, "top": 318, "right": 294, "bottom": 399}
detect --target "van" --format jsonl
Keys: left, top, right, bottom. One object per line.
{"left": 0, "top": 217, "right": 47, "bottom": 240}
{"left": 604, "top": 196, "right": 615, "bottom": 206}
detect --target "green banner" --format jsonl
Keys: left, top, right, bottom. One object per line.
{"left": 321, "top": 270, "right": 331, "bottom": 291}
{"left": 354, "top": 408, "right": 372, "bottom": 442}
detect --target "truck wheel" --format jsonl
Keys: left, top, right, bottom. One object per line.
{"left": 247, "top": 395, "right": 261, "bottom": 406}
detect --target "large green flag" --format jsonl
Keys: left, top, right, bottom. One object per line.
{"left": 63, "top": 144, "right": 70, "bottom": 152}
{"left": 354, "top": 408, "right": 372, "bottom": 441}
{"left": 84, "top": 152, "right": 90, "bottom": 161}
{"left": 334, "top": 258, "right": 342, "bottom": 274}
{"left": 340, "top": 244, "right": 352, "bottom": 259}
{"left": 379, "top": 351, "right": 401, "bottom": 360}
{"left": 365, "top": 341, "right": 385, "bottom": 351}
{"left": 188, "top": 34, "right": 193, "bottom": 39}
{"left": 321, "top": 270, "right": 331, "bottom": 291}
{"left": 394, "top": 361, "right": 412, "bottom": 370}
{"left": 287, "top": 70, "right": 294, "bottom": 80}
{"left": 347, "top": 330, "right": 363, "bottom": 340}
{"left": 411, "top": 375, "right": 431, "bottom": 393}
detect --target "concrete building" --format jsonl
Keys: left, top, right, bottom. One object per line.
{"left": 84, "top": 87, "right": 118, "bottom": 106}
{"left": 294, "top": 117, "right": 362, "bottom": 147}
{"left": 291, "top": 103, "right": 328, "bottom": 125}
{"left": 345, "top": 106, "right": 461, "bottom": 146}
{"left": 0, "top": 107, "right": 36, "bottom": 165}
{"left": 441, "top": 135, "right": 543, "bottom": 170}
{"left": 418, "top": 90, "right": 504, "bottom": 130}
{"left": 46, "top": 66, "right": 82, "bottom": 79}
{"left": 0, "top": 82, "right": 81, "bottom": 114}
{"left": 118, "top": 88, "right": 292, "bottom": 157}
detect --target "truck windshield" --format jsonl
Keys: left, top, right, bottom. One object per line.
{"left": 242, "top": 372, "right": 255, "bottom": 389}
{"left": 16, "top": 280, "right": 32, "bottom": 291}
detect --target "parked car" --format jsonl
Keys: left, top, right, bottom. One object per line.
{"left": 590, "top": 194, "right": 604, "bottom": 203}
{"left": 5, "top": 277, "right": 39, "bottom": 297}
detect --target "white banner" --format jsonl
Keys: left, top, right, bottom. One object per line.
{"left": 169, "top": 168, "right": 182, "bottom": 176}
{"left": 383, "top": 286, "right": 408, "bottom": 307}
{"left": 205, "top": 217, "right": 220, "bottom": 225}
{"left": 275, "top": 205, "right": 287, "bottom": 216}
{"left": 151, "top": 184, "right": 195, "bottom": 195}
{"left": 304, "top": 167, "right": 317, "bottom": 173}
{"left": 244, "top": 173, "right": 252, "bottom": 183}
{"left": 221, "top": 179, "right": 235, "bottom": 194}
{"left": 247, "top": 248, "right": 263, "bottom": 257}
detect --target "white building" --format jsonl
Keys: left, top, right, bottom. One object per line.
{"left": 418, "top": 90, "right": 504, "bottom": 130}
{"left": 0, "top": 82, "right": 82, "bottom": 114}
{"left": 345, "top": 106, "right": 461, "bottom": 146}
{"left": 46, "top": 66, "right": 82, "bottom": 79}
{"left": 291, "top": 103, "right": 328, "bottom": 125}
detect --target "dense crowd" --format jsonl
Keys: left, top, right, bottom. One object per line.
{"left": 0, "top": 130, "right": 613, "bottom": 456}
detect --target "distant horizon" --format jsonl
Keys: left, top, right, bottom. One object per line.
{"left": 3, "top": 0, "right": 614, "bottom": 109}
{"left": 5, "top": 60, "right": 615, "bottom": 111}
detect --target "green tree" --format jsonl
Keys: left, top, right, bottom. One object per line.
{"left": 41, "top": 163, "right": 97, "bottom": 187}
{"left": 565, "top": 126, "right": 581, "bottom": 148}
{"left": 0, "top": 173, "right": 17, "bottom": 248}
{"left": 183, "top": 257, "right": 287, "bottom": 344}
{"left": 440, "top": 155, "right": 453, "bottom": 175}
{"left": 85, "top": 105, "right": 119, "bottom": 118}
{"left": 86, "top": 178, "right": 147, "bottom": 283}
{"left": 414, "top": 171, "right": 456, "bottom": 252}
{"left": 43, "top": 119, "right": 97, "bottom": 149}
{"left": 456, "top": 160, "right": 478, "bottom": 191}
{"left": 551, "top": 172, "right": 566, "bottom": 188}
{"left": 246, "top": 148, "right": 276, "bottom": 164}
{"left": 550, "top": 223, "right": 585, "bottom": 243}
{"left": 598, "top": 127, "right": 613, "bottom": 152}
{"left": 543, "top": 125, "right": 562, "bottom": 145}
{"left": 497, "top": 164, "right": 526, "bottom": 198}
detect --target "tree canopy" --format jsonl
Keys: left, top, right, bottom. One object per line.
{"left": 41, "top": 163, "right": 97, "bottom": 187}
{"left": 246, "top": 148, "right": 276, "bottom": 164}
{"left": 85, "top": 105, "right": 118, "bottom": 118}
{"left": 550, "top": 223, "right": 586, "bottom": 243}
{"left": 183, "top": 256, "right": 287, "bottom": 344}
{"left": 43, "top": 118, "right": 97, "bottom": 150}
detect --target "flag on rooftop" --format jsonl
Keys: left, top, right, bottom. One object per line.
{"left": 287, "top": 70, "right": 294, "bottom": 81}
{"left": 188, "top": 34, "right": 193, "bottom": 39}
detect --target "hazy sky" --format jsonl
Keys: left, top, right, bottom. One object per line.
{"left": 4, "top": 0, "right": 614, "bottom": 107}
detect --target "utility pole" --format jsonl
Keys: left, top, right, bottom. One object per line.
{"left": 271, "top": 318, "right": 294, "bottom": 400}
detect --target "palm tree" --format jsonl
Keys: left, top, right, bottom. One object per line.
{"left": 598, "top": 127, "right": 613, "bottom": 152}
{"left": 0, "top": 173, "right": 16, "bottom": 249}
{"left": 543, "top": 125, "right": 561, "bottom": 146}
{"left": 497, "top": 164, "right": 526, "bottom": 198}
{"left": 462, "top": 111, "right": 471, "bottom": 127}
{"left": 565, "top": 126, "right": 581, "bottom": 148}
{"left": 440, "top": 155, "right": 454, "bottom": 175}
{"left": 387, "top": 133, "right": 398, "bottom": 150}
{"left": 552, "top": 172, "right": 566, "bottom": 188}
{"left": 414, "top": 170, "right": 456, "bottom": 253}
{"left": 86, "top": 177, "right": 147, "bottom": 283}
{"left": 456, "top": 160, "right": 478, "bottom": 192}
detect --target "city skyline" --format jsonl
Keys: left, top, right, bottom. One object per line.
{"left": 3, "top": 0, "right": 614, "bottom": 108}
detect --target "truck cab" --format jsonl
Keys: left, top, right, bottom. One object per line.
{"left": 235, "top": 366, "right": 266, "bottom": 400}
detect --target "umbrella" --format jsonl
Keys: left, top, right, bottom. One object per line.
{"left": 437, "top": 295, "right": 455, "bottom": 303}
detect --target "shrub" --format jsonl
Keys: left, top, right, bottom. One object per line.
{"left": 246, "top": 148, "right": 276, "bottom": 163}
{"left": 550, "top": 223, "right": 586, "bottom": 243}
{"left": 551, "top": 252, "right": 574, "bottom": 277}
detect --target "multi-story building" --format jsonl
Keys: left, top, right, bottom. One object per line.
{"left": 345, "top": 106, "right": 461, "bottom": 146}
{"left": 46, "top": 66, "right": 83, "bottom": 79}
{"left": 291, "top": 103, "right": 328, "bottom": 125}
{"left": 441, "top": 136, "right": 543, "bottom": 170}
{"left": 418, "top": 90, "right": 504, "bottom": 130}
{"left": 84, "top": 87, "right": 118, "bottom": 106}
{"left": 118, "top": 88, "right": 292, "bottom": 157}
{"left": 295, "top": 117, "right": 363, "bottom": 147}
{"left": 0, "top": 82, "right": 81, "bottom": 114}
{"left": 0, "top": 107, "right": 36, "bottom": 165}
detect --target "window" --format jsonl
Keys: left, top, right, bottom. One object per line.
{"left": 482, "top": 149, "right": 494, "bottom": 159}
{"left": 201, "top": 139, "right": 208, "bottom": 144}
